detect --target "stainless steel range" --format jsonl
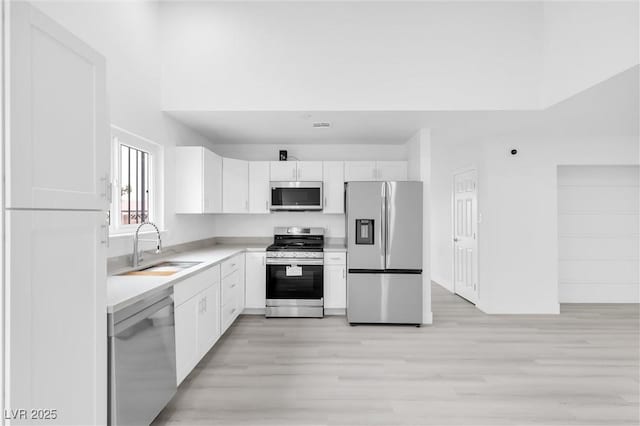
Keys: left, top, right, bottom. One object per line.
{"left": 266, "top": 227, "right": 324, "bottom": 318}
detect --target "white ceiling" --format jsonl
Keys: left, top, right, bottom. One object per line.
{"left": 165, "top": 110, "right": 539, "bottom": 145}
{"left": 165, "top": 65, "right": 638, "bottom": 145}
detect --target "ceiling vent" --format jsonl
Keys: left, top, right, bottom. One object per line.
{"left": 312, "top": 122, "right": 331, "bottom": 128}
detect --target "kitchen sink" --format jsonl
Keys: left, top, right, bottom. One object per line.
{"left": 119, "top": 261, "right": 202, "bottom": 276}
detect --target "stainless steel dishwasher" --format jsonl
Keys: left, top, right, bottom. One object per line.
{"left": 108, "top": 288, "right": 176, "bottom": 426}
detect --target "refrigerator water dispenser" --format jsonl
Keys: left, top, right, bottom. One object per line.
{"left": 355, "top": 219, "right": 374, "bottom": 244}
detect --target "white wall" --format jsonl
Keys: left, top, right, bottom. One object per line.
{"left": 160, "top": 1, "right": 542, "bottom": 111}
{"left": 31, "top": 1, "right": 220, "bottom": 257}
{"left": 558, "top": 166, "right": 640, "bottom": 303}
{"left": 542, "top": 1, "right": 639, "bottom": 106}
{"left": 211, "top": 143, "right": 406, "bottom": 162}
{"left": 405, "top": 129, "right": 433, "bottom": 324}
{"left": 430, "top": 66, "right": 639, "bottom": 313}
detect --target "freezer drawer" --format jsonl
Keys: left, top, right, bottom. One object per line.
{"left": 347, "top": 273, "right": 422, "bottom": 325}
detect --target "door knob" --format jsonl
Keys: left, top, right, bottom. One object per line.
{"left": 453, "top": 238, "right": 459, "bottom": 242}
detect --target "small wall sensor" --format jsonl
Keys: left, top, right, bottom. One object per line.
{"left": 510, "top": 149, "right": 518, "bottom": 156}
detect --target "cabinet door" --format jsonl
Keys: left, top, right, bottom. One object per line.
{"left": 197, "top": 283, "right": 221, "bottom": 359}
{"left": 344, "top": 161, "right": 377, "bottom": 182}
{"left": 324, "top": 264, "right": 347, "bottom": 309}
{"left": 8, "top": 3, "right": 109, "bottom": 210}
{"left": 322, "top": 161, "right": 345, "bottom": 214}
{"left": 245, "top": 252, "right": 266, "bottom": 309}
{"left": 270, "top": 161, "right": 297, "bottom": 181}
{"left": 175, "top": 147, "right": 204, "bottom": 214}
{"left": 203, "top": 149, "right": 223, "bottom": 213}
{"left": 297, "top": 161, "right": 323, "bottom": 181}
{"left": 175, "top": 296, "right": 199, "bottom": 385}
{"left": 249, "top": 162, "right": 270, "bottom": 213}
{"left": 236, "top": 254, "right": 246, "bottom": 312}
{"left": 376, "top": 161, "right": 408, "bottom": 181}
{"left": 7, "top": 210, "right": 107, "bottom": 425}
{"left": 222, "top": 158, "right": 249, "bottom": 213}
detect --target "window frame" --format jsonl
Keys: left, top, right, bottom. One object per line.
{"left": 110, "top": 125, "right": 164, "bottom": 236}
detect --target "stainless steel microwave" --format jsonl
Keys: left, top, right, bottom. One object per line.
{"left": 270, "top": 181, "right": 323, "bottom": 211}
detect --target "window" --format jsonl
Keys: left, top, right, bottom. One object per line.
{"left": 120, "top": 144, "right": 151, "bottom": 225}
{"left": 110, "top": 126, "right": 163, "bottom": 234}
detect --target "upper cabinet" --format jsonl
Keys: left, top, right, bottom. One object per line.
{"left": 322, "top": 162, "right": 345, "bottom": 214}
{"left": 8, "top": 3, "right": 109, "bottom": 210}
{"left": 344, "top": 161, "right": 377, "bottom": 181}
{"left": 344, "top": 161, "right": 407, "bottom": 182}
{"left": 175, "top": 147, "right": 222, "bottom": 214}
{"left": 248, "top": 162, "right": 270, "bottom": 214}
{"left": 270, "top": 161, "right": 323, "bottom": 181}
{"left": 376, "top": 161, "right": 408, "bottom": 181}
{"left": 222, "top": 158, "right": 249, "bottom": 213}
{"left": 270, "top": 161, "right": 297, "bottom": 181}
{"left": 297, "top": 161, "right": 323, "bottom": 181}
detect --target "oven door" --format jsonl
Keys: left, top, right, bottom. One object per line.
{"left": 266, "top": 261, "right": 323, "bottom": 301}
{"left": 270, "top": 181, "right": 323, "bottom": 211}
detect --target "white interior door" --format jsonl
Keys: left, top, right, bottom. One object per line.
{"left": 8, "top": 3, "right": 109, "bottom": 210}
{"left": 6, "top": 210, "right": 107, "bottom": 425}
{"left": 453, "top": 170, "right": 478, "bottom": 304}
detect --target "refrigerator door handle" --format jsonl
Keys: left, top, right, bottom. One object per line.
{"left": 385, "top": 182, "right": 390, "bottom": 267}
{"left": 381, "top": 183, "right": 386, "bottom": 267}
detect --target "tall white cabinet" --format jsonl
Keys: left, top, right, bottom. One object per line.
{"left": 249, "top": 162, "right": 270, "bottom": 213}
{"left": 6, "top": 3, "right": 109, "bottom": 424}
{"left": 322, "top": 161, "right": 345, "bottom": 214}
{"left": 175, "top": 147, "right": 222, "bottom": 214}
{"left": 222, "top": 158, "right": 249, "bottom": 213}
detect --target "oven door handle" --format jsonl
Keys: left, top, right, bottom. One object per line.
{"left": 266, "top": 259, "right": 324, "bottom": 266}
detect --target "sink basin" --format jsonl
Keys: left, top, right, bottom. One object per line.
{"left": 120, "top": 261, "right": 202, "bottom": 276}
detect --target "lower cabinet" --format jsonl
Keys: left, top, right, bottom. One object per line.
{"left": 245, "top": 252, "right": 266, "bottom": 309}
{"left": 221, "top": 253, "right": 245, "bottom": 333}
{"left": 324, "top": 252, "right": 347, "bottom": 310}
{"left": 175, "top": 265, "right": 224, "bottom": 385}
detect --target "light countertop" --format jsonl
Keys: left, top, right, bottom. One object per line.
{"left": 107, "top": 244, "right": 267, "bottom": 314}
{"left": 323, "top": 243, "right": 347, "bottom": 252}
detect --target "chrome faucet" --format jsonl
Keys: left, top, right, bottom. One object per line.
{"left": 132, "top": 222, "right": 162, "bottom": 267}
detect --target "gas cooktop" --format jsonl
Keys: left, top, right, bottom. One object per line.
{"left": 266, "top": 226, "right": 324, "bottom": 254}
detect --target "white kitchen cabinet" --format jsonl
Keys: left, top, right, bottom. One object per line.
{"left": 376, "top": 161, "right": 408, "bottom": 181}
{"left": 197, "top": 282, "right": 221, "bottom": 358}
{"left": 174, "top": 265, "right": 222, "bottom": 384}
{"left": 221, "top": 254, "right": 245, "bottom": 333}
{"left": 297, "top": 161, "right": 323, "bottom": 181}
{"left": 223, "top": 158, "right": 249, "bottom": 213}
{"left": 344, "top": 161, "right": 377, "bottom": 181}
{"left": 6, "top": 209, "right": 107, "bottom": 425}
{"left": 175, "top": 147, "right": 222, "bottom": 214}
{"left": 175, "top": 295, "right": 199, "bottom": 384}
{"left": 249, "top": 161, "right": 270, "bottom": 213}
{"left": 245, "top": 252, "right": 266, "bottom": 309}
{"left": 324, "top": 252, "right": 347, "bottom": 310}
{"left": 8, "top": 3, "right": 109, "bottom": 211}
{"left": 270, "top": 161, "right": 323, "bottom": 181}
{"left": 270, "top": 161, "right": 297, "bottom": 181}
{"left": 344, "top": 161, "right": 408, "bottom": 182}
{"left": 322, "top": 161, "right": 345, "bottom": 214}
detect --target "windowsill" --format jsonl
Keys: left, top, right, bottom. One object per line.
{"left": 109, "top": 229, "right": 168, "bottom": 240}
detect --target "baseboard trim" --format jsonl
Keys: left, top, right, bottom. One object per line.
{"left": 324, "top": 308, "right": 346, "bottom": 316}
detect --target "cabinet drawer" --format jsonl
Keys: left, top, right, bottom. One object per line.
{"left": 324, "top": 252, "right": 346, "bottom": 265}
{"left": 221, "top": 253, "right": 243, "bottom": 278}
{"left": 221, "top": 298, "right": 240, "bottom": 332}
{"left": 174, "top": 264, "right": 220, "bottom": 307}
{"left": 222, "top": 269, "right": 241, "bottom": 305}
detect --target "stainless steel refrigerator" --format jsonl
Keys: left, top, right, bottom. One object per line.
{"left": 346, "top": 181, "right": 423, "bottom": 325}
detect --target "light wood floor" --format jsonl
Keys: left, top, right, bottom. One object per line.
{"left": 153, "top": 284, "right": 640, "bottom": 426}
